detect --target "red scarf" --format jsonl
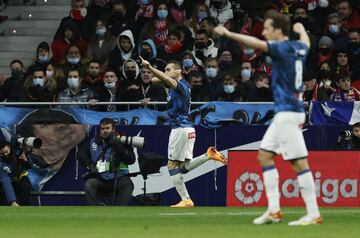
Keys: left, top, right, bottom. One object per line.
{"left": 164, "top": 41, "right": 183, "bottom": 54}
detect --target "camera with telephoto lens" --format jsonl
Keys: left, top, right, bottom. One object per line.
{"left": 114, "top": 135, "right": 145, "bottom": 149}
{"left": 8, "top": 136, "right": 42, "bottom": 159}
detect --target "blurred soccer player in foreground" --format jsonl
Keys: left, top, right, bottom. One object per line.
{"left": 214, "top": 10, "right": 322, "bottom": 225}
{"left": 139, "top": 56, "right": 227, "bottom": 208}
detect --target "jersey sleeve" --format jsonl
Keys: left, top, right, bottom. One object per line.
{"left": 266, "top": 41, "right": 283, "bottom": 59}
{"left": 176, "top": 80, "right": 190, "bottom": 96}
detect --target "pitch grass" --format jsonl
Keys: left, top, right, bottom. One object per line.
{"left": 0, "top": 207, "right": 359, "bottom": 238}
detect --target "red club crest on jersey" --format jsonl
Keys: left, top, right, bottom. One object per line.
{"left": 188, "top": 132, "right": 196, "bottom": 139}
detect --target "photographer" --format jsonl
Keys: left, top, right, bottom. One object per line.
{"left": 337, "top": 122, "right": 360, "bottom": 150}
{"left": 0, "top": 139, "right": 33, "bottom": 206}
{"left": 78, "top": 118, "right": 135, "bottom": 206}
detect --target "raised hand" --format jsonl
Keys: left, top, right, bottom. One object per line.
{"left": 139, "top": 56, "right": 150, "bottom": 69}
{"left": 213, "top": 25, "right": 230, "bottom": 37}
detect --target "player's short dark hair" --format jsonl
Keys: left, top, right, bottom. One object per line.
{"left": 265, "top": 10, "right": 291, "bottom": 37}
{"left": 67, "top": 69, "right": 81, "bottom": 77}
{"left": 168, "top": 30, "right": 181, "bottom": 40}
{"left": 167, "top": 60, "right": 182, "bottom": 71}
{"left": 100, "top": 118, "right": 116, "bottom": 127}
{"left": 0, "top": 139, "right": 9, "bottom": 150}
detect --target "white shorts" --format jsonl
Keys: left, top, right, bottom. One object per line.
{"left": 168, "top": 127, "right": 196, "bottom": 162}
{"left": 260, "top": 112, "right": 308, "bottom": 160}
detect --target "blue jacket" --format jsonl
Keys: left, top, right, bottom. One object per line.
{"left": 0, "top": 154, "right": 33, "bottom": 204}
{"left": 89, "top": 137, "right": 134, "bottom": 180}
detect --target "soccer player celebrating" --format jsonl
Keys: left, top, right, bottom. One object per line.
{"left": 214, "top": 11, "right": 322, "bottom": 225}
{"left": 139, "top": 56, "right": 228, "bottom": 208}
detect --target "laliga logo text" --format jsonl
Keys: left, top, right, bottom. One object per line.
{"left": 234, "top": 171, "right": 357, "bottom": 204}
{"left": 234, "top": 172, "right": 264, "bottom": 205}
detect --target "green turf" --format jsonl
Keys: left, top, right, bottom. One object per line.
{"left": 0, "top": 207, "right": 358, "bottom": 238}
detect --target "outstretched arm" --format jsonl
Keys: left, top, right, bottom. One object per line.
{"left": 139, "top": 57, "right": 178, "bottom": 89}
{"left": 293, "top": 23, "right": 310, "bottom": 48}
{"left": 213, "top": 25, "right": 268, "bottom": 52}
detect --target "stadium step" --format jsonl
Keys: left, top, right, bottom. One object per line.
{"left": 4, "top": 6, "right": 69, "bottom": 20}
{"left": 0, "top": 0, "right": 72, "bottom": 75}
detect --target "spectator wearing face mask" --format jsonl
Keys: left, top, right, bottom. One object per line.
{"left": 134, "top": 39, "right": 159, "bottom": 66}
{"left": 57, "top": 69, "right": 98, "bottom": 109}
{"left": 193, "top": 29, "right": 218, "bottom": 66}
{"left": 239, "top": 61, "right": 257, "bottom": 102}
{"left": 317, "top": 36, "right": 334, "bottom": 67}
{"left": 60, "top": 45, "right": 89, "bottom": 77}
{"left": 181, "top": 50, "right": 202, "bottom": 81}
{"left": 185, "top": 2, "right": 211, "bottom": 37}
{"left": 82, "top": 60, "right": 105, "bottom": 94}
{"left": 330, "top": 73, "right": 360, "bottom": 101}
{"left": 23, "top": 66, "right": 57, "bottom": 106}
{"left": 347, "top": 28, "right": 360, "bottom": 83}
{"left": 108, "top": 29, "right": 136, "bottom": 76}
{"left": 51, "top": 21, "right": 88, "bottom": 65}
{"left": 54, "top": 0, "right": 92, "bottom": 41}
{"left": 189, "top": 71, "right": 209, "bottom": 105}
{"left": 217, "top": 72, "right": 244, "bottom": 102}
{"left": 26, "top": 42, "right": 55, "bottom": 78}
{"left": 96, "top": 70, "right": 122, "bottom": 112}
{"left": 86, "top": 18, "right": 116, "bottom": 69}
{"left": 138, "top": 1, "right": 177, "bottom": 46}
{"left": 291, "top": 3, "right": 321, "bottom": 38}
{"left": 0, "top": 60, "right": 26, "bottom": 103}
{"left": 203, "top": 57, "right": 222, "bottom": 101}
{"left": 209, "top": 0, "right": 233, "bottom": 25}
{"left": 324, "top": 13, "right": 348, "bottom": 51}
{"left": 117, "top": 59, "right": 141, "bottom": 109}
{"left": 107, "top": 1, "right": 135, "bottom": 38}
{"left": 317, "top": 61, "right": 336, "bottom": 101}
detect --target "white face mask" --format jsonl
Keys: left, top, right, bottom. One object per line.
{"left": 104, "top": 82, "right": 116, "bottom": 89}
{"left": 241, "top": 69, "right": 252, "bottom": 78}
{"left": 224, "top": 85, "right": 235, "bottom": 94}
{"left": 33, "top": 77, "right": 45, "bottom": 87}
{"left": 80, "top": 8, "right": 87, "bottom": 17}
{"left": 96, "top": 27, "right": 107, "bottom": 36}
{"left": 175, "top": 0, "right": 184, "bottom": 6}
{"left": 67, "top": 77, "right": 80, "bottom": 89}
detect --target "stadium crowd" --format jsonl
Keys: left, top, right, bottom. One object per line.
{"left": 0, "top": 0, "right": 360, "bottom": 110}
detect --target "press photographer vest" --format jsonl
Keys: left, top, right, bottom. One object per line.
{"left": 90, "top": 138, "right": 129, "bottom": 180}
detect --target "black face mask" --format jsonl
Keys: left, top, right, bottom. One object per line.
{"left": 319, "top": 69, "right": 331, "bottom": 79}
{"left": 112, "top": 12, "right": 125, "bottom": 20}
{"left": 195, "top": 42, "right": 207, "bottom": 50}
{"left": 319, "top": 47, "right": 331, "bottom": 55}
{"left": 125, "top": 70, "right": 136, "bottom": 79}
{"left": 348, "top": 42, "right": 360, "bottom": 49}
{"left": 140, "top": 49, "right": 152, "bottom": 60}
{"left": 11, "top": 69, "right": 24, "bottom": 79}
{"left": 212, "top": 1, "right": 222, "bottom": 9}
{"left": 220, "top": 60, "right": 232, "bottom": 69}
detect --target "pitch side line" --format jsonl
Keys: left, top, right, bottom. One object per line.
{"left": 157, "top": 210, "right": 360, "bottom": 216}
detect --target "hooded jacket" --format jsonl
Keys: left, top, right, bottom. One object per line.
{"left": 210, "top": 0, "right": 233, "bottom": 25}
{"left": 108, "top": 30, "right": 135, "bottom": 75}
